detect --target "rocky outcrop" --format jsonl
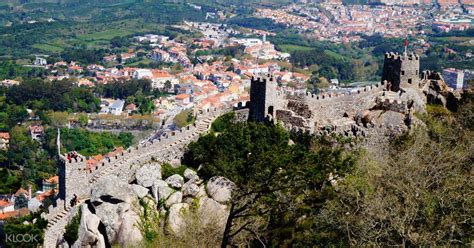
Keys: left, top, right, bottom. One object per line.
{"left": 84, "top": 175, "right": 143, "bottom": 246}
{"left": 152, "top": 180, "right": 174, "bottom": 203}
{"left": 131, "top": 184, "right": 149, "bottom": 199}
{"left": 74, "top": 205, "right": 106, "bottom": 248}
{"left": 136, "top": 163, "right": 162, "bottom": 188}
{"left": 165, "top": 174, "right": 184, "bottom": 188}
{"left": 206, "top": 176, "right": 235, "bottom": 203}
{"left": 167, "top": 203, "right": 190, "bottom": 236}
{"left": 65, "top": 166, "right": 232, "bottom": 246}
{"left": 423, "top": 77, "right": 460, "bottom": 111}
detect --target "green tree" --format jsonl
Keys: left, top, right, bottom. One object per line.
{"left": 164, "top": 80, "right": 172, "bottom": 92}
{"left": 184, "top": 121, "right": 357, "bottom": 247}
{"left": 64, "top": 209, "right": 82, "bottom": 246}
{"left": 14, "top": 194, "right": 28, "bottom": 209}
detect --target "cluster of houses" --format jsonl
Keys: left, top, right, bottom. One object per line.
{"left": 1, "top": 27, "right": 305, "bottom": 126}
{"left": 230, "top": 36, "right": 290, "bottom": 60}
{"left": 0, "top": 176, "right": 58, "bottom": 220}
{"left": 0, "top": 125, "right": 44, "bottom": 151}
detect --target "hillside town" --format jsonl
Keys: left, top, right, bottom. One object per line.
{"left": 1, "top": 28, "right": 304, "bottom": 130}
{"left": 256, "top": 0, "right": 473, "bottom": 42}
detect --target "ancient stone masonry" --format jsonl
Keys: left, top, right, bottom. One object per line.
{"left": 249, "top": 75, "right": 280, "bottom": 122}
{"left": 43, "top": 107, "right": 230, "bottom": 248}
{"left": 248, "top": 52, "right": 445, "bottom": 141}
{"left": 381, "top": 52, "right": 420, "bottom": 91}
{"left": 421, "top": 70, "right": 460, "bottom": 111}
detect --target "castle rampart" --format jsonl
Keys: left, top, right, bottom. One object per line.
{"left": 56, "top": 107, "right": 228, "bottom": 211}
{"left": 381, "top": 52, "right": 420, "bottom": 91}
{"left": 248, "top": 52, "right": 427, "bottom": 138}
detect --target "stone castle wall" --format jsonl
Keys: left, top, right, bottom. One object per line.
{"left": 58, "top": 107, "right": 229, "bottom": 209}
{"left": 248, "top": 58, "right": 428, "bottom": 140}
{"left": 302, "top": 83, "right": 385, "bottom": 127}
{"left": 44, "top": 107, "right": 229, "bottom": 247}
{"left": 381, "top": 52, "right": 420, "bottom": 91}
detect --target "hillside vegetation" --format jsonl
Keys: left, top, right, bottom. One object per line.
{"left": 177, "top": 92, "right": 473, "bottom": 247}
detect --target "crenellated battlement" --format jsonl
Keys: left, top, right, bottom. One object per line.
{"left": 303, "top": 82, "right": 385, "bottom": 102}
{"left": 252, "top": 74, "right": 275, "bottom": 84}
{"left": 381, "top": 51, "right": 420, "bottom": 92}
{"left": 384, "top": 52, "right": 419, "bottom": 61}
{"left": 246, "top": 52, "right": 426, "bottom": 139}
{"left": 57, "top": 106, "right": 229, "bottom": 210}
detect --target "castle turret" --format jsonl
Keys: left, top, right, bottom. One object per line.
{"left": 381, "top": 52, "right": 420, "bottom": 92}
{"left": 58, "top": 153, "right": 89, "bottom": 208}
{"left": 249, "top": 75, "right": 278, "bottom": 122}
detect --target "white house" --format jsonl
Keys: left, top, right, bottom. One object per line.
{"left": 100, "top": 99, "right": 125, "bottom": 116}
{"left": 133, "top": 69, "right": 153, "bottom": 80}
{"left": 34, "top": 56, "right": 47, "bottom": 66}
{"left": 0, "top": 199, "right": 15, "bottom": 214}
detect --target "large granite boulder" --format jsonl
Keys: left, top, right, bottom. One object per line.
{"left": 91, "top": 175, "right": 133, "bottom": 204}
{"left": 206, "top": 176, "right": 235, "bottom": 203}
{"left": 94, "top": 201, "right": 129, "bottom": 242}
{"left": 131, "top": 184, "right": 149, "bottom": 199}
{"left": 116, "top": 210, "right": 143, "bottom": 247}
{"left": 183, "top": 168, "right": 199, "bottom": 182}
{"left": 167, "top": 203, "right": 190, "bottom": 236}
{"left": 182, "top": 181, "right": 200, "bottom": 197}
{"left": 165, "top": 191, "right": 183, "bottom": 209}
{"left": 74, "top": 205, "right": 106, "bottom": 248}
{"left": 165, "top": 174, "right": 184, "bottom": 188}
{"left": 152, "top": 180, "right": 174, "bottom": 202}
{"left": 198, "top": 196, "right": 229, "bottom": 229}
{"left": 136, "top": 163, "right": 162, "bottom": 188}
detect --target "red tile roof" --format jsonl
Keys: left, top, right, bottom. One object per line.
{"left": 0, "top": 208, "right": 29, "bottom": 220}
{"left": 0, "top": 132, "right": 10, "bottom": 140}
{"left": 176, "top": 94, "right": 190, "bottom": 100}
{"left": 0, "top": 200, "right": 13, "bottom": 208}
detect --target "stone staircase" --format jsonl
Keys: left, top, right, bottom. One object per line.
{"left": 87, "top": 116, "right": 215, "bottom": 185}
{"left": 196, "top": 118, "right": 212, "bottom": 132}
{"left": 46, "top": 207, "right": 70, "bottom": 229}
{"left": 43, "top": 198, "right": 87, "bottom": 248}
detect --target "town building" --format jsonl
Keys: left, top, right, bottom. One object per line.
{"left": 100, "top": 99, "right": 125, "bottom": 115}
{"left": 0, "top": 132, "right": 10, "bottom": 150}
{"left": 175, "top": 94, "right": 192, "bottom": 105}
{"left": 42, "top": 176, "right": 59, "bottom": 192}
{"left": 29, "top": 125, "right": 44, "bottom": 142}
{"left": 442, "top": 68, "right": 473, "bottom": 90}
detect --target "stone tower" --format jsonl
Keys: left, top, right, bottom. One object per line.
{"left": 381, "top": 52, "right": 420, "bottom": 92}
{"left": 249, "top": 75, "right": 278, "bottom": 122}
{"left": 58, "top": 154, "right": 89, "bottom": 208}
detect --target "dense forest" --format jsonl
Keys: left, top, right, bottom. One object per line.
{"left": 7, "top": 79, "right": 100, "bottom": 113}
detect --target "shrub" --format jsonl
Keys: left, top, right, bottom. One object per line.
{"left": 64, "top": 209, "right": 81, "bottom": 246}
